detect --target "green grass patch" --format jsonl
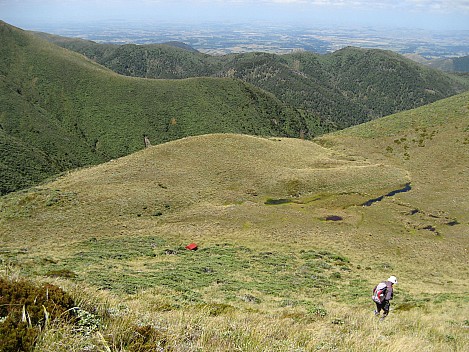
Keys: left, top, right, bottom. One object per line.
{"left": 18, "top": 239, "right": 354, "bottom": 307}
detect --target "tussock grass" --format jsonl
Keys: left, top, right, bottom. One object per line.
{"left": 28, "top": 280, "right": 469, "bottom": 351}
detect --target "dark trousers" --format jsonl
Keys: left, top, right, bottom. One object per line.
{"left": 375, "top": 300, "right": 390, "bottom": 316}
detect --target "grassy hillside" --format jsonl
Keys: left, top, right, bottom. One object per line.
{"left": 316, "top": 90, "right": 469, "bottom": 221}
{"left": 0, "top": 21, "right": 304, "bottom": 194}
{"left": 1, "top": 92, "right": 468, "bottom": 350}
{"left": 45, "top": 33, "right": 469, "bottom": 131}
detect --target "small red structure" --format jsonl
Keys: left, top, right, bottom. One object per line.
{"left": 185, "top": 243, "right": 198, "bottom": 251}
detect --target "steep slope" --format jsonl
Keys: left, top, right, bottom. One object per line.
{"left": 0, "top": 21, "right": 304, "bottom": 194}
{"left": 45, "top": 33, "right": 469, "bottom": 132}
{"left": 1, "top": 94, "right": 468, "bottom": 351}
{"left": 452, "top": 56, "right": 469, "bottom": 72}
{"left": 218, "top": 51, "right": 366, "bottom": 131}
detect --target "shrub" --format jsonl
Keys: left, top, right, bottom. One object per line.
{"left": 0, "top": 277, "right": 76, "bottom": 352}
{"left": 45, "top": 269, "right": 78, "bottom": 279}
{"left": 127, "top": 325, "right": 167, "bottom": 352}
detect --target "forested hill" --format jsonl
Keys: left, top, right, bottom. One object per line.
{"left": 42, "top": 32, "right": 469, "bottom": 131}
{"left": 0, "top": 21, "right": 304, "bottom": 194}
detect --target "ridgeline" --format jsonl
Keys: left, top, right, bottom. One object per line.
{"left": 42, "top": 31, "right": 469, "bottom": 130}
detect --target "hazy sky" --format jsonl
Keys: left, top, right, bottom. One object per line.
{"left": 1, "top": 0, "right": 469, "bottom": 30}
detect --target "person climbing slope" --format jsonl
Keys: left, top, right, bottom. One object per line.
{"left": 372, "top": 275, "right": 398, "bottom": 321}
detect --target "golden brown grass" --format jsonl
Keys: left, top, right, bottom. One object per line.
{"left": 29, "top": 279, "right": 468, "bottom": 351}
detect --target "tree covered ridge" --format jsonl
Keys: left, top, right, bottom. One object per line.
{"left": 43, "top": 34, "right": 469, "bottom": 130}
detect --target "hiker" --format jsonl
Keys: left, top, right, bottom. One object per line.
{"left": 372, "top": 275, "right": 397, "bottom": 320}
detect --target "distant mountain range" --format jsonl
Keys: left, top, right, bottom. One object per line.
{"left": 1, "top": 21, "right": 469, "bottom": 194}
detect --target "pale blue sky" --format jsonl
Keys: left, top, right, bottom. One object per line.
{"left": 1, "top": 0, "right": 469, "bottom": 30}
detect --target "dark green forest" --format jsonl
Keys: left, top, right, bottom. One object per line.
{"left": 42, "top": 32, "right": 469, "bottom": 131}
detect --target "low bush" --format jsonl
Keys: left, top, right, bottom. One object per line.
{"left": 127, "top": 325, "right": 167, "bottom": 352}
{"left": 0, "top": 277, "right": 76, "bottom": 351}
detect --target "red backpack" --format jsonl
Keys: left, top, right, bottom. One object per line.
{"left": 372, "top": 282, "right": 387, "bottom": 303}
